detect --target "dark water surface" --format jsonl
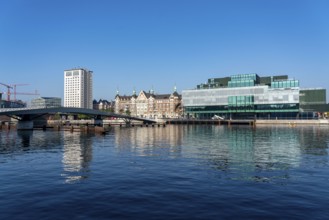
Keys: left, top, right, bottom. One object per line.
{"left": 1, "top": 125, "right": 329, "bottom": 219}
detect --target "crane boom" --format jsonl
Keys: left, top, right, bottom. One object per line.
{"left": 0, "top": 83, "right": 38, "bottom": 101}
{"left": 12, "top": 84, "right": 29, "bottom": 101}
{"left": 0, "top": 82, "right": 13, "bottom": 101}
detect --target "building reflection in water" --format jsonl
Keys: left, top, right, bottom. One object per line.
{"left": 0, "top": 130, "right": 34, "bottom": 153}
{"left": 58, "top": 124, "right": 328, "bottom": 184}
{"left": 297, "top": 125, "right": 329, "bottom": 156}
{"left": 62, "top": 132, "right": 93, "bottom": 183}
{"left": 17, "top": 130, "right": 33, "bottom": 148}
{"left": 113, "top": 125, "right": 308, "bottom": 177}
{"left": 3, "top": 124, "right": 328, "bottom": 184}
{"left": 179, "top": 125, "right": 305, "bottom": 182}
{"left": 114, "top": 125, "right": 183, "bottom": 157}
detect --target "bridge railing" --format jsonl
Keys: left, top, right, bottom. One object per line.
{"left": 0, "top": 107, "right": 45, "bottom": 112}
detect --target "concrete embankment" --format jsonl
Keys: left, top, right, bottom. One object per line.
{"left": 166, "top": 118, "right": 329, "bottom": 126}
{"left": 0, "top": 122, "right": 16, "bottom": 130}
{"left": 256, "top": 119, "right": 329, "bottom": 125}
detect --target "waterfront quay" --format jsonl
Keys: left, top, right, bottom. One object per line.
{"left": 51, "top": 117, "right": 329, "bottom": 127}
{"left": 167, "top": 118, "right": 256, "bottom": 126}
{"left": 167, "top": 118, "right": 329, "bottom": 126}
{"left": 2, "top": 118, "right": 329, "bottom": 135}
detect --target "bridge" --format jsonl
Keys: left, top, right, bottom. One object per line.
{"left": 0, "top": 107, "right": 156, "bottom": 129}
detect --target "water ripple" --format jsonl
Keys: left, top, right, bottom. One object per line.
{"left": 1, "top": 126, "right": 329, "bottom": 219}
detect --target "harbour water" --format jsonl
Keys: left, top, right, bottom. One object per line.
{"left": 1, "top": 125, "right": 329, "bottom": 219}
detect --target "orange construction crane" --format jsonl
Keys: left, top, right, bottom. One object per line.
{"left": 0, "top": 82, "right": 13, "bottom": 101}
{"left": 0, "top": 83, "right": 39, "bottom": 101}
{"left": 12, "top": 84, "right": 30, "bottom": 101}
{"left": 15, "top": 90, "right": 40, "bottom": 98}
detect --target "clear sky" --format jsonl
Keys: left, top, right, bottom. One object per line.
{"left": 1, "top": 0, "right": 328, "bottom": 103}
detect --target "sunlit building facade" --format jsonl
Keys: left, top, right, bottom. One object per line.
{"left": 31, "top": 97, "right": 61, "bottom": 108}
{"left": 115, "top": 88, "right": 182, "bottom": 118}
{"left": 64, "top": 68, "right": 93, "bottom": 109}
{"left": 183, "top": 73, "right": 328, "bottom": 119}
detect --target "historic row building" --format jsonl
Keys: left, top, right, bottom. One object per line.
{"left": 115, "top": 88, "right": 182, "bottom": 118}
{"left": 182, "top": 73, "right": 329, "bottom": 119}
{"left": 93, "top": 99, "right": 115, "bottom": 111}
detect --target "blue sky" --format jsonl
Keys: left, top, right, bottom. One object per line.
{"left": 1, "top": 0, "right": 328, "bottom": 103}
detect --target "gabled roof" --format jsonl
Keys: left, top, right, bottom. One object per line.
{"left": 117, "top": 90, "right": 181, "bottom": 101}
{"left": 171, "top": 92, "right": 182, "bottom": 99}
{"left": 154, "top": 94, "right": 171, "bottom": 99}
{"left": 137, "top": 90, "right": 154, "bottom": 99}
{"left": 139, "top": 90, "right": 153, "bottom": 98}
{"left": 94, "top": 99, "right": 112, "bottom": 105}
{"left": 116, "top": 95, "right": 133, "bottom": 100}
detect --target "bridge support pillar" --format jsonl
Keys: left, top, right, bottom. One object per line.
{"left": 17, "top": 121, "right": 34, "bottom": 130}
{"left": 94, "top": 115, "right": 103, "bottom": 127}
{"left": 94, "top": 119, "right": 103, "bottom": 127}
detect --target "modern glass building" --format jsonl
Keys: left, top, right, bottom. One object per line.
{"left": 183, "top": 73, "right": 328, "bottom": 119}
{"left": 31, "top": 97, "right": 62, "bottom": 108}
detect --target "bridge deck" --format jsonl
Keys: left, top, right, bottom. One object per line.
{"left": 0, "top": 107, "right": 156, "bottom": 124}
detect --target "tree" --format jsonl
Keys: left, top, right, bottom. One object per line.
{"left": 101, "top": 107, "right": 114, "bottom": 113}
{"left": 78, "top": 114, "right": 91, "bottom": 120}
{"left": 53, "top": 113, "right": 61, "bottom": 120}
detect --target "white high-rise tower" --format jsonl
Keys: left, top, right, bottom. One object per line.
{"left": 64, "top": 68, "right": 93, "bottom": 109}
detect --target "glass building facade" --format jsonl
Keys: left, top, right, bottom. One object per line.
{"left": 182, "top": 73, "right": 325, "bottom": 119}
{"left": 31, "top": 97, "right": 62, "bottom": 108}
{"left": 271, "top": 80, "right": 299, "bottom": 88}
